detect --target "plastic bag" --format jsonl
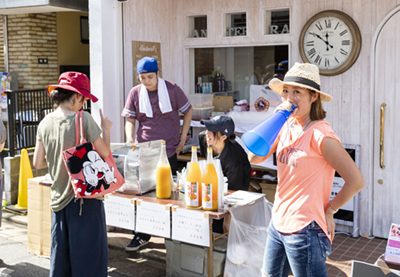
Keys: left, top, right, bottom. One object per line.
{"left": 124, "top": 139, "right": 162, "bottom": 194}
{"left": 249, "top": 84, "right": 282, "bottom": 112}
{"left": 224, "top": 198, "right": 273, "bottom": 277}
{"left": 110, "top": 140, "right": 162, "bottom": 195}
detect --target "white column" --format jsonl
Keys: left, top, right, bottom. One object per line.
{"left": 89, "top": 0, "right": 124, "bottom": 142}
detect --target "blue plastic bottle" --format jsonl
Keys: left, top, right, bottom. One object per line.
{"left": 242, "top": 104, "right": 295, "bottom": 156}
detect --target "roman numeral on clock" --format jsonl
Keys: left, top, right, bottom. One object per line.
{"left": 340, "top": 48, "right": 348, "bottom": 55}
{"left": 335, "top": 57, "right": 340, "bottom": 63}
{"left": 325, "top": 58, "right": 330, "bottom": 68}
{"left": 315, "top": 22, "right": 323, "bottom": 31}
{"left": 325, "top": 19, "right": 331, "bottom": 28}
{"left": 308, "top": 48, "right": 316, "bottom": 56}
{"left": 340, "top": 29, "right": 348, "bottom": 36}
{"left": 334, "top": 22, "right": 339, "bottom": 30}
{"left": 342, "top": 40, "right": 350, "bottom": 45}
{"left": 315, "top": 55, "right": 322, "bottom": 65}
{"left": 306, "top": 41, "right": 314, "bottom": 47}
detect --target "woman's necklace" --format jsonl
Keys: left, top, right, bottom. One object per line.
{"left": 280, "top": 120, "right": 312, "bottom": 148}
{"left": 290, "top": 120, "right": 312, "bottom": 148}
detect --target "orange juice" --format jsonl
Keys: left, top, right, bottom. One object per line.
{"left": 156, "top": 166, "right": 171, "bottom": 199}
{"left": 202, "top": 147, "right": 218, "bottom": 211}
{"left": 186, "top": 146, "right": 202, "bottom": 209}
{"left": 156, "top": 140, "right": 171, "bottom": 199}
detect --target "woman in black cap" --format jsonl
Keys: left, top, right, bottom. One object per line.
{"left": 201, "top": 115, "right": 251, "bottom": 192}
{"left": 201, "top": 115, "right": 251, "bottom": 233}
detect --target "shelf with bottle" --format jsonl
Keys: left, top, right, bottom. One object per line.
{"left": 194, "top": 71, "right": 232, "bottom": 94}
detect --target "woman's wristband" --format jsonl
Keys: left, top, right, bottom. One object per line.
{"left": 327, "top": 202, "right": 338, "bottom": 214}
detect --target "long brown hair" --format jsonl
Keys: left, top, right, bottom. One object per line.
{"left": 309, "top": 90, "right": 326, "bottom": 120}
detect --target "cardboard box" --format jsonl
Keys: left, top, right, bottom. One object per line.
{"left": 28, "top": 177, "right": 52, "bottom": 258}
{"left": 165, "top": 237, "right": 227, "bottom": 277}
{"left": 259, "top": 182, "right": 277, "bottom": 203}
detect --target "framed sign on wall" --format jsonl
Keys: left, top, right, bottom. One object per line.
{"left": 132, "top": 41, "right": 162, "bottom": 86}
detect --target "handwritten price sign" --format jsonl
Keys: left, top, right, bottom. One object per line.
{"left": 136, "top": 201, "right": 171, "bottom": 238}
{"left": 104, "top": 195, "right": 135, "bottom": 230}
{"left": 172, "top": 208, "right": 210, "bottom": 247}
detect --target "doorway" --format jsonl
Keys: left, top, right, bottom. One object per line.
{"left": 372, "top": 7, "right": 400, "bottom": 238}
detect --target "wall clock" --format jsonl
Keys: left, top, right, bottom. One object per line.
{"left": 299, "top": 10, "right": 361, "bottom": 76}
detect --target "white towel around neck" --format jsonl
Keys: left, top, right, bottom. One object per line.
{"left": 139, "top": 77, "right": 172, "bottom": 118}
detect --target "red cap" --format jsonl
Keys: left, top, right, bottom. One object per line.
{"left": 46, "top": 72, "right": 98, "bottom": 103}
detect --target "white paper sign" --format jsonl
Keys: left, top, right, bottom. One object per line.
{"left": 384, "top": 223, "right": 400, "bottom": 264}
{"left": 136, "top": 201, "right": 171, "bottom": 238}
{"left": 330, "top": 177, "right": 353, "bottom": 211}
{"left": 224, "top": 190, "right": 265, "bottom": 206}
{"left": 172, "top": 208, "right": 210, "bottom": 247}
{"left": 104, "top": 195, "right": 135, "bottom": 230}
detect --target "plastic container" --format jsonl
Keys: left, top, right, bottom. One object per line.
{"left": 189, "top": 94, "right": 214, "bottom": 108}
{"left": 192, "top": 106, "right": 214, "bottom": 120}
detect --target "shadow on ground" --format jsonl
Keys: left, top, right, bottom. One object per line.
{"left": 0, "top": 259, "right": 49, "bottom": 277}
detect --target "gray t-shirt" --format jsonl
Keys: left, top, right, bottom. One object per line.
{"left": 0, "top": 120, "right": 6, "bottom": 180}
{"left": 37, "top": 111, "right": 102, "bottom": 212}
{"left": 0, "top": 120, "right": 6, "bottom": 228}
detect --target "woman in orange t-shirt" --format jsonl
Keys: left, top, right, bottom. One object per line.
{"left": 249, "top": 63, "right": 365, "bottom": 277}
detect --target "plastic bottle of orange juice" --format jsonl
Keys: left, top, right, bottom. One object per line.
{"left": 185, "top": 146, "right": 202, "bottom": 209}
{"left": 156, "top": 140, "right": 171, "bottom": 199}
{"left": 202, "top": 147, "right": 218, "bottom": 211}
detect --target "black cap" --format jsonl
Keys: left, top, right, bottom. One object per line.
{"left": 201, "top": 115, "right": 235, "bottom": 137}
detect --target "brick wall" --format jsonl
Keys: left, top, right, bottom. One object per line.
{"left": 7, "top": 13, "right": 59, "bottom": 89}
{"left": 0, "top": 16, "right": 4, "bottom": 72}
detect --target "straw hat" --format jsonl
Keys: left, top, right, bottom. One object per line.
{"left": 269, "top": 62, "right": 333, "bottom": 102}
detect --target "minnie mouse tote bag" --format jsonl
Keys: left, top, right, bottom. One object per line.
{"left": 62, "top": 110, "right": 124, "bottom": 198}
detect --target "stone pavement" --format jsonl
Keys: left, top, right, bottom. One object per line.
{"left": 0, "top": 209, "right": 167, "bottom": 276}
{"left": 1, "top": 209, "right": 167, "bottom": 255}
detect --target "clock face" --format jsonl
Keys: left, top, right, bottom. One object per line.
{"left": 299, "top": 11, "right": 361, "bottom": 76}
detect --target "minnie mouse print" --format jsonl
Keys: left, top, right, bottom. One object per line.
{"left": 66, "top": 143, "right": 117, "bottom": 197}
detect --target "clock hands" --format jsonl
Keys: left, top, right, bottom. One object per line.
{"left": 309, "top": 32, "right": 334, "bottom": 51}
{"left": 325, "top": 32, "right": 334, "bottom": 51}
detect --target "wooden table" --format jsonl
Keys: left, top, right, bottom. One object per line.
{"left": 108, "top": 190, "right": 230, "bottom": 276}
{"left": 177, "top": 152, "right": 277, "bottom": 172}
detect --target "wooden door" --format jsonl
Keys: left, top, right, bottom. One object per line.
{"left": 372, "top": 8, "right": 400, "bottom": 238}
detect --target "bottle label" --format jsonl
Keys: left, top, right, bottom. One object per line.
{"left": 202, "top": 183, "right": 212, "bottom": 209}
{"left": 185, "top": 181, "right": 199, "bottom": 206}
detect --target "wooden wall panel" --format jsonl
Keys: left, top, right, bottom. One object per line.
{"left": 123, "top": 0, "right": 400, "bottom": 237}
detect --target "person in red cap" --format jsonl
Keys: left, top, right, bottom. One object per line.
{"left": 33, "top": 71, "right": 112, "bottom": 277}
{"left": 122, "top": 56, "right": 193, "bottom": 251}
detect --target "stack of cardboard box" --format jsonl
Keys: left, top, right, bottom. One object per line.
{"left": 27, "top": 176, "right": 51, "bottom": 257}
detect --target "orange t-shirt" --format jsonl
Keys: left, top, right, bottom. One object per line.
{"left": 273, "top": 119, "right": 340, "bottom": 243}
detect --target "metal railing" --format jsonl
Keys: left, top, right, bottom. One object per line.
{"left": 5, "top": 89, "right": 91, "bottom": 156}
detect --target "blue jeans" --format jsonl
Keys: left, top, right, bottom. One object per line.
{"left": 262, "top": 220, "right": 331, "bottom": 277}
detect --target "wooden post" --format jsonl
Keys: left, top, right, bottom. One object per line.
{"left": 207, "top": 217, "right": 213, "bottom": 277}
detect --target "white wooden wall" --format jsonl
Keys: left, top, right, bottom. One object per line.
{"left": 122, "top": 0, "right": 400, "bottom": 237}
